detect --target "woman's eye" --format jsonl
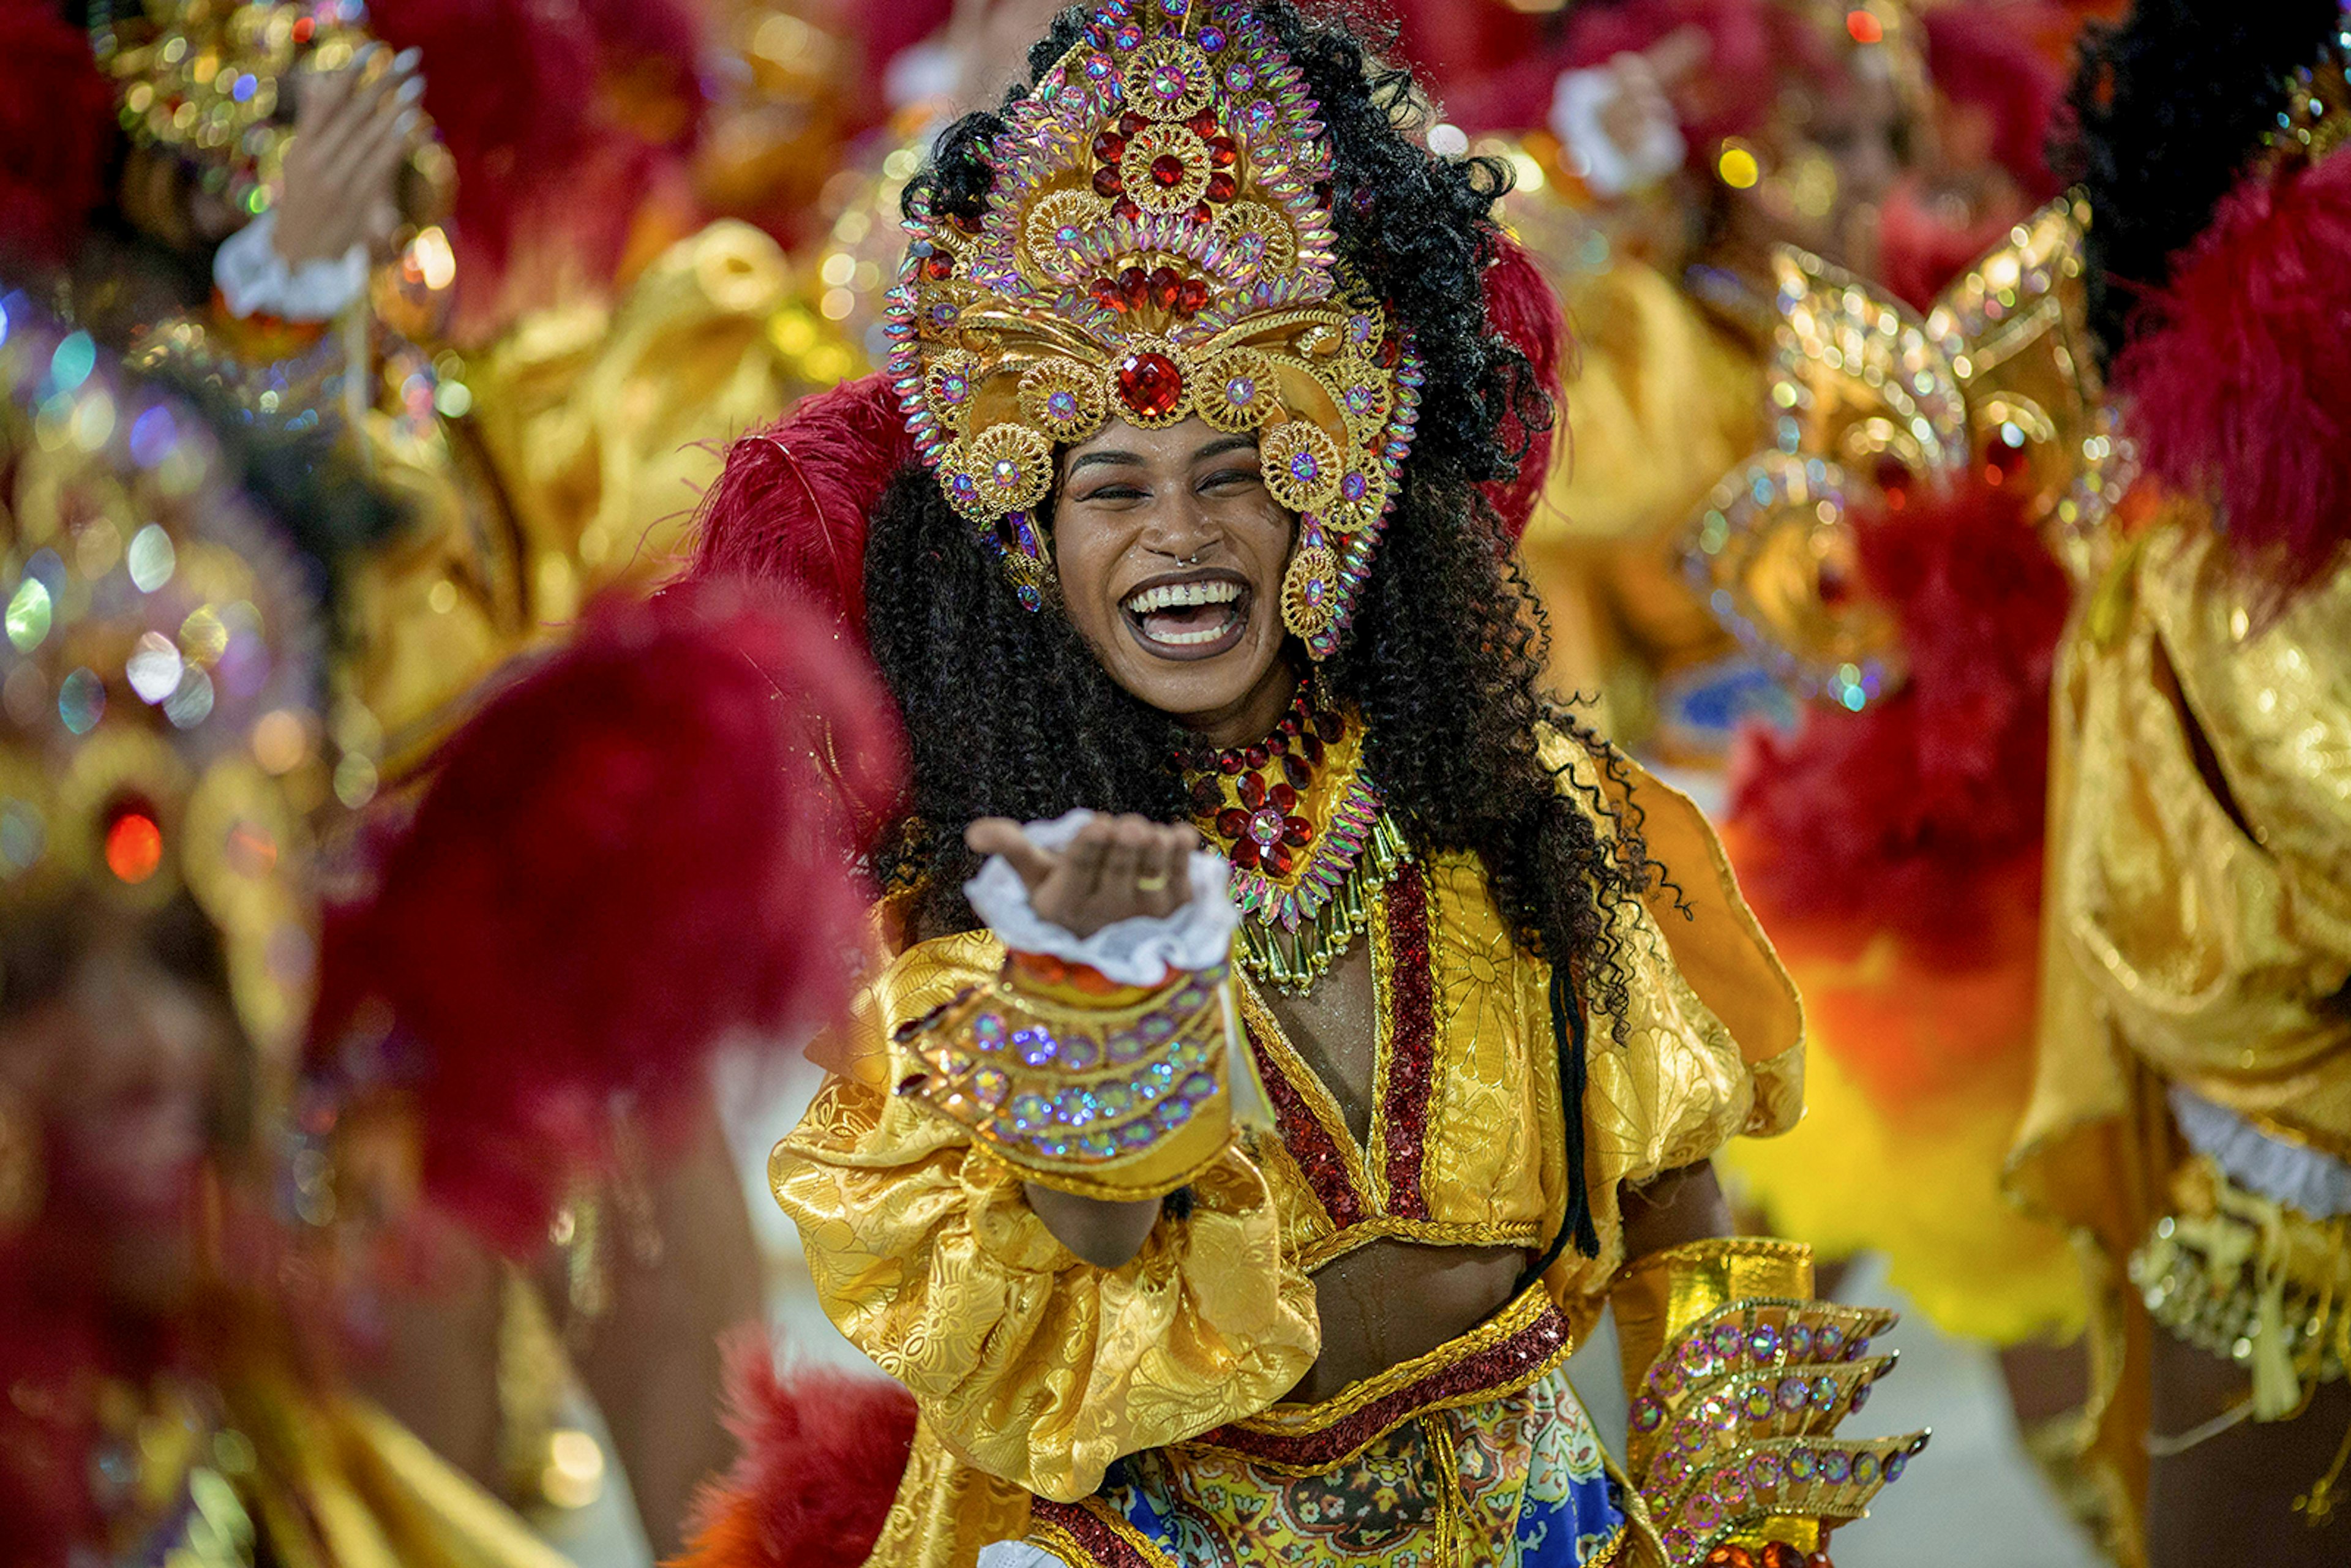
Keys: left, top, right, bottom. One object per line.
{"left": 1200, "top": 468, "right": 1262, "bottom": 493}
{"left": 1075, "top": 482, "right": 1147, "bottom": 503}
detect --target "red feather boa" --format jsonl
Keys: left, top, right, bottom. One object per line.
{"left": 2112, "top": 146, "right": 2351, "bottom": 599}
{"left": 1729, "top": 476, "right": 2069, "bottom": 948}
{"left": 675, "top": 1337, "right": 918, "bottom": 1568}
{"left": 317, "top": 582, "right": 902, "bottom": 1252}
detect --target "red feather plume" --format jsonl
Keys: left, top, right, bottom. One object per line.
{"left": 0, "top": 0, "right": 115, "bottom": 272}
{"left": 1728, "top": 476, "right": 2070, "bottom": 948}
{"left": 317, "top": 581, "right": 902, "bottom": 1253}
{"left": 673, "top": 1337, "right": 919, "bottom": 1568}
{"left": 367, "top": 0, "right": 705, "bottom": 302}
{"left": 690, "top": 375, "right": 917, "bottom": 642}
{"left": 1482, "top": 236, "right": 1571, "bottom": 542}
{"left": 2112, "top": 147, "right": 2351, "bottom": 600}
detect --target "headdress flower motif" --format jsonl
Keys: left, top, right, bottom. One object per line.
{"left": 887, "top": 0, "right": 1423, "bottom": 655}
{"left": 1685, "top": 195, "right": 2135, "bottom": 710}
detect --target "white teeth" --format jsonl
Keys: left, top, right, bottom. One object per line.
{"left": 1146, "top": 621, "right": 1233, "bottom": 646}
{"left": 1122, "top": 579, "right": 1242, "bottom": 614}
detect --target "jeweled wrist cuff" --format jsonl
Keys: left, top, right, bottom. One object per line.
{"left": 1613, "top": 1240, "right": 1928, "bottom": 1567}
{"left": 891, "top": 959, "right": 1239, "bottom": 1201}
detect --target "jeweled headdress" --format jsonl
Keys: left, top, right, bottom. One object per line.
{"left": 1684, "top": 195, "right": 2135, "bottom": 709}
{"left": 887, "top": 0, "right": 1422, "bottom": 656}
{"left": 0, "top": 296, "right": 325, "bottom": 1060}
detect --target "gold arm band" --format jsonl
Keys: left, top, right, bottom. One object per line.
{"left": 1613, "top": 1237, "right": 1815, "bottom": 1408}
{"left": 893, "top": 961, "right": 1239, "bottom": 1201}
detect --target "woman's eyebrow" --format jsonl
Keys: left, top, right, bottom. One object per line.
{"left": 1193, "top": 435, "right": 1260, "bottom": 462}
{"left": 1067, "top": 448, "right": 1147, "bottom": 474}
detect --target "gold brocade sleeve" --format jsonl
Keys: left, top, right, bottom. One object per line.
{"left": 1531, "top": 726, "right": 1807, "bottom": 1319}
{"left": 771, "top": 934, "right": 1320, "bottom": 1507}
{"left": 2008, "top": 510, "right": 2351, "bottom": 1564}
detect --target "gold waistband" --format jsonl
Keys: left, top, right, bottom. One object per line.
{"left": 1180, "top": 1279, "right": 1574, "bottom": 1476}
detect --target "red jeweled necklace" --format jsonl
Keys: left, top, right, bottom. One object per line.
{"left": 1183, "top": 688, "right": 1406, "bottom": 991}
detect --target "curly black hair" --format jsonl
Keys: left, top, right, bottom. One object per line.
{"left": 2057, "top": 0, "right": 2344, "bottom": 363}
{"left": 866, "top": 1, "right": 1657, "bottom": 1258}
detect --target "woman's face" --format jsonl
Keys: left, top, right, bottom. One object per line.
{"left": 1051, "top": 416, "right": 1299, "bottom": 745}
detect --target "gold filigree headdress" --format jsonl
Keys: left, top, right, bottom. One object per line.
{"left": 0, "top": 299, "right": 326, "bottom": 1061}
{"left": 886, "top": 0, "right": 1422, "bottom": 656}
{"left": 1683, "top": 195, "right": 2136, "bottom": 709}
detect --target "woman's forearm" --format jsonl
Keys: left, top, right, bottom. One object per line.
{"left": 1025, "top": 1182, "right": 1163, "bottom": 1269}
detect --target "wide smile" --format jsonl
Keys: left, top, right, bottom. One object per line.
{"left": 1118, "top": 569, "right": 1252, "bottom": 661}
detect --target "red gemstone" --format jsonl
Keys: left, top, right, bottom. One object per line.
{"left": 1313, "top": 709, "right": 1343, "bottom": 739}
{"left": 1703, "top": 1550, "right": 1755, "bottom": 1568}
{"left": 1205, "top": 171, "right": 1238, "bottom": 203}
{"left": 1112, "top": 195, "right": 1141, "bottom": 222}
{"left": 1217, "top": 807, "right": 1249, "bottom": 838}
{"left": 1116, "top": 350, "right": 1184, "bottom": 418}
{"left": 1150, "top": 153, "right": 1188, "bottom": 189}
{"left": 1807, "top": 1555, "right": 1834, "bottom": 1568}
{"left": 1237, "top": 773, "right": 1265, "bottom": 809}
{"left": 1281, "top": 753, "right": 1312, "bottom": 787}
{"left": 1302, "top": 733, "right": 1325, "bottom": 763}
{"left": 1187, "top": 201, "right": 1214, "bottom": 225}
{"left": 1267, "top": 781, "right": 1297, "bottom": 811}
{"left": 1758, "top": 1546, "right": 1805, "bottom": 1568}
{"left": 1089, "top": 276, "right": 1127, "bottom": 312}
{"left": 1230, "top": 838, "right": 1260, "bottom": 869}
{"left": 1185, "top": 110, "right": 1220, "bottom": 138}
{"left": 921, "top": 253, "right": 953, "bottom": 280}
{"left": 1376, "top": 337, "right": 1400, "bottom": 368}
{"left": 1092, "top": 165, "right": 1125, "bottom": 198}
{"left": 1873, "top": 454, "right": 1913, "bottom": 509}
{"left": 1216, "top": 751, "right": 1245, "bottom": 775}
{"left": 1092, "top": 130, "right": 1127, "bottom": 165}
{"left": 1243, "top": 745, "right": 1269, "bottom": 769}
{"left": 1119, "top": 111, "right": 1146, "bottom": 136}
{"left": 1267, "top": 842, "right": 1295, "bottom": 876}
{"left": 1190, "top": 778, "right": 1224, "bottom": 812}
{"left": 1283, "top": 817, "right": 1314, "bottom": 847}
{"left": 1277, "top": 715, "right": 1300, "bottom": 735}
{"left": 1176, "top": 277, "right": 1210, "bottom": 316}
{"left": 1119, "top": 265, "right": 1149, "bottom": 306}
{"left": 1147, "top": 266, "right": 1181, "bottom": 309}
{"left": 1208, "top": 137, "right": 1237, "bottom": 169}
{"left": 1264, "top": 733, "right": 1287, "bottom": 756}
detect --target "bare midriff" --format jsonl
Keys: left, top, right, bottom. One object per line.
{"left": 1261, "top": 940, "right": 1535, "bottom": 1405}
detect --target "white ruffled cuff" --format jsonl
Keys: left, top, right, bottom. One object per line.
{"left": 2170, "top": 1084, "right": 2351, "bottom": 1219}
{"left": 1549, "top": 66, "right": 1686, "bottom": 200}
{"left": 964, "top": 809, "right": 1237, "bottom": 989}
{"left": 214, "top": 211, "right": 370, "bottom": 323}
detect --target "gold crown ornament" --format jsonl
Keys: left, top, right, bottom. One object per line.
{"left": 0, "top": 295, "right": 327, "bottom": 1063}
{"left": 885, "top": 0, "right": 1423, "bottom": 655}
{"left": 1682, "top": 194, "right": 2136, "bottom": 710}
{"left": 90, "top": 0, "right": 448, "bottom": 223}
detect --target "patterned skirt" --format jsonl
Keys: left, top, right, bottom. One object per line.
{"left": 991, "top": 1285, "right": 1633, "bottom": 1567}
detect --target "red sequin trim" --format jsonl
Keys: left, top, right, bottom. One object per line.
{"left": 1381, "top": 865, "right": 1436, "bottom": 1220}
{"left": 1029, "top": 1500, "right": 1159, "bottom": 1567}
{"left": 1189, "top": 1300, "right": 1571, "bottom": 1471}
{"left": 1247, "top": 1021, "right": 1369, "bottom": 1228}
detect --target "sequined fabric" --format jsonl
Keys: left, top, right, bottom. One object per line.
{"left": 2008, "top": 503, "right": 2351, "bottom": 1567}
{"left": 773, "top": 735, "right": 1801, "bottom": 1567}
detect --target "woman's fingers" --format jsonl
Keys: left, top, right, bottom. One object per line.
{"left": 966, "top": 817, "right": 1059, "bottom": 891}
{"left": 1096, "top": 819, "right": 1146, "bottom": 905}
{"left": 1139, "top": 825, "right": 1193, "bottom": 918}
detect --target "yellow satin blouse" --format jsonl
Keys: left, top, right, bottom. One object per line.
{"left": 2010, "top": 504, "right": 2351, "bottom": 1558}
{"left": 773, "top": 739, "right": 1803, "bottom": 1566}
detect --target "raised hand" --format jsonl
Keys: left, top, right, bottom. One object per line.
{"left": 966, "top": 814, "right": 1199, "bottom": 939}
{"left": 272, "top": 44, "right": 425, "bottom": 268}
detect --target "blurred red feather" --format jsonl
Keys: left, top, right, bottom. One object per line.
{"left": 0, "top": 0, "right": 115, "bottom": 271}
{"left": 318, "top": 580, "right": 902, "bottom": 1252}
{"left": 2112, "top": 148, "right": 2351, "bottom": 601}
{"left": 1482, "top": 236, "right": 1570, "bottom": 542}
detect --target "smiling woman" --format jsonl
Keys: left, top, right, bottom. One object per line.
{"left": 695, "top": 2, "right": 1927, "bottom": 1566}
